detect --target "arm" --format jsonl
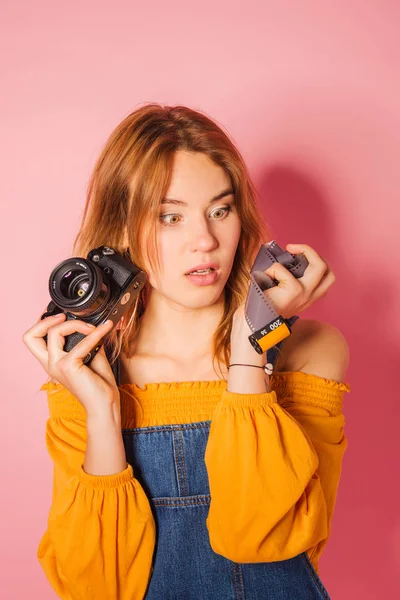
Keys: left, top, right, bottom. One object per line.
{"left": 38, "top": 382, "right": 156, "bottom": 600}
{"left": 84, "top": 409, "right": 127, "bottom": 475}
{"left": 269, "top": 322, "right": 351, "bottom": 567}
{"left": 204, "top": 323, "right": 350, "bottom": 565}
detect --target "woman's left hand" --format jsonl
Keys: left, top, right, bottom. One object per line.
{"left": 231, "top": 243, "right": 336, "bottom": 357}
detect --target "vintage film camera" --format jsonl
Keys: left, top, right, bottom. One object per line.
{"left": 41, "top": 246, "right": 147, "bottom": 365}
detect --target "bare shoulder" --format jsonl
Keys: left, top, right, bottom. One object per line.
{"left": 275, "top": 318, "right": 350, "bottom": 382}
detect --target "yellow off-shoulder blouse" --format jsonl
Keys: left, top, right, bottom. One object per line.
{"left": 38, "top": 370, "right": 351, "bottom": 600}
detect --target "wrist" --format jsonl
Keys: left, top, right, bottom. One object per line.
{"left": 86, "top": 402, "right": 121, "bottom": 428}
{"left": 227, "top": 363, "right": 270, "bottom": 393}
{"left": 229, "top": 350, "right": 266, "bottom": 367}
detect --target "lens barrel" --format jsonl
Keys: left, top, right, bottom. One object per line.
{"left": 48, "top": 257, "right": 111, "bottom": 316}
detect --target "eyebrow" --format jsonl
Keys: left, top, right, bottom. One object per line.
{"left": 161, "top": 188, "right": 235, "bottom": 206}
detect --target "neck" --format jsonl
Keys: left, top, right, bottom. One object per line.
{"left": 129, "top": 288, "right": 226, "bottom": 360}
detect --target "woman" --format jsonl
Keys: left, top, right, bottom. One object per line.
{"left": 23, "top": 103, "right": 350, "bottom": 600}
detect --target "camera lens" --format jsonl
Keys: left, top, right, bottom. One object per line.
{"left": 49, "top": 258, "right": 111, "bottom": 316}
{"left": 60, "top": 270, "right": 90, "bottom": 300}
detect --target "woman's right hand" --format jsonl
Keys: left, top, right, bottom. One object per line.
{"left": 22, "top": 312, "right": 120, "bottom": 419}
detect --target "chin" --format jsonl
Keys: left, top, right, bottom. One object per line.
{"left": 170, "top": 285, "right": 225, "bottom": 309}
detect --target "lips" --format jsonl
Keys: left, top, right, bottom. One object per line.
{"left": 185, "top": 269, "right": 219, "bottom": 286}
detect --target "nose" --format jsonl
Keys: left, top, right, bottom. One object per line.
{"left": 187, "top": 216, "right": 219, "bottom": 252}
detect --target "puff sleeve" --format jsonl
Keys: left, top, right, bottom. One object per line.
{"left": 204, "top": 371, "right": 350, "bottom": 569}
{"left": 269, "top": 371, "right": 351, "bottom": 569}
{"left": 37, "top": 381, "right": 156, "bottom": 600}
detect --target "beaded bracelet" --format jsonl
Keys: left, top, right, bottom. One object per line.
{"left": 228, "top": 362, "right": 274, "bottom": 376}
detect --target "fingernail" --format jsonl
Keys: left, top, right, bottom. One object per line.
{"left": 86, "top": 323, "right": 96, "bottom": 328}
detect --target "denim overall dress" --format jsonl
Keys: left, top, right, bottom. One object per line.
{"left": 112, "top": 315, "right": 331, "bottom": 600}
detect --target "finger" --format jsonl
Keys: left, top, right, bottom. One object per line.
{"left": 65, "top": 320, "right": 115, "bottom": 365}
{"left": 88, "top": 343, "right": 117, "bottom": 387}
{"left": 303, "top": 269, "right": 336, "bottom": 309}
{"left": 286, "top": 244, "right": 329, "bottom": 290}
{"left": 46, "top": 319, "right": 103, "bottom": 364}
{"left": 264, "top": 261, "right": 303, "bottom": 291}
{"left": 22, "top": 312, "right": 66, "bottom": 364}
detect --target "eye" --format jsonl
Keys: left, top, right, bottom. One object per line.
{"left": 159, "top": 205, "right": 232, "bottom": 227}
{"left": 211, "top": 205, "right": 232, "bottom": 220}
{"left": 159, "top": 213, "right": 180, "bottom": 226}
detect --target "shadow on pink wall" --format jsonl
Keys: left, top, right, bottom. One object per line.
{"left": 256, "top": 164, "right": 398, "bottom": 598}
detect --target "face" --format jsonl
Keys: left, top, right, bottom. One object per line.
{"left": 146, "top": 150, "right": 242, "bottom": 310}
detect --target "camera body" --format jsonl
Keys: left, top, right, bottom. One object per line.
{"left": 41, "top": 246, "right": 147, "bottom": 365}
{"left": 245, "top": 241, "right": 309, "bottom": 354}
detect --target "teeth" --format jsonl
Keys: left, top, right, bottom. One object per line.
{"left": 189, "top": 268, "right": 213, "bottom": 274}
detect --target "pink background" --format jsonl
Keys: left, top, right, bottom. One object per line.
{"left": 2, "top": 1, "right": 399, "bottom": 598}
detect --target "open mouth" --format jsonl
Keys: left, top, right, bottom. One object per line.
{"left": 185, "top": 267, "right": 216, "bottom": 275}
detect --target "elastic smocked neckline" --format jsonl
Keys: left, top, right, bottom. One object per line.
{"left": 40, "top": 370, "right": 350, "bottom": 427}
